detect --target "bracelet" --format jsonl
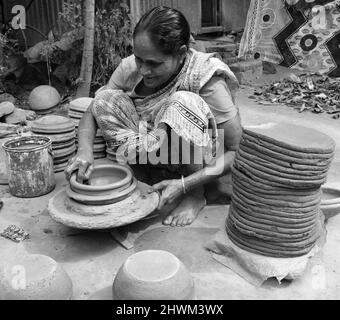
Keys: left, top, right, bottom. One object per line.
{"left": 181, "top": 175, "right": 187, "bottom": 194}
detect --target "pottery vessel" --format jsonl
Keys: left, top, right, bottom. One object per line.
{"left": 66, "top": 178, "right": 137, "bottom": 205}
{"left": 112, "top": 250, "right": 195, "bottom": 300}
{"left": 321, "top": 186, "right": 340, "bottom": 221}
{"left": 0, "top": 254, "right": 73, "bottom": 300}
{"left": 70, "top": 164, "right": 133, "bottom": 196}
{"left": 28, "top": 85, "right": 60, "bottom": 111}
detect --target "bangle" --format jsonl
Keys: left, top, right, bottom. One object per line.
{"left": 181, "top": 175, "right": 187, "bottom": 194}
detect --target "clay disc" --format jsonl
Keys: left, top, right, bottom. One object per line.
{"left": 47, "top": 131, "right": 76, "bottom": 144}
{"left": 52, "top": 139, "right": 75, "bottom": 150}
{"left": 235, "top": 153, "right": 328, "bottom": 181}
{"left": 232, "top": 188, "right": 319, "bottom": 214}
{"left": 238, "top": 145, "right": 331, "bottom": 170}
{"left": 53, "top": 161, "right": 69, "bottom": 172}
{"left": 48, "top": 181, "right": 159, "bottom": 229}
{"left": 31, "top": 115, "right": 75, "bottom": 134}
{"left": 52, "top": 144, "right": 77, "bottom": 158}
{"left": 242, "top": 133, "right": 334, "bottom": 159}
{"left": 69, "top": 97, "right": 93, "bottom": 113}
{"left": 237, "top": 147, "right": 328, "bottom": 176}
{"left": 232, "top": 176, "right": 321, "bottom": 200}
{"left": 243, "top": 123, "right": 335, "bottom": 154}
{"left": 226, "top": 219, "right": 317, "bottom": 258}
{"left": 231, "top": 166, "right": 321, "bottom": 196}
{"left": 229, "top": 205, "right": 316, "bottom": 236}
{"left": 232, "top": 200, "right": 317, "bottom": 226}
{"left": 68, "top": 110, "right": 83, "bottom": 119}
{"left": 239, "top": 140, "right": 333, "bottom": 167}
{"left": 232, "top": 182, "right": 321, "bottom": 208}
{"left": 94, "top": 152, "right": 107, "bottom": 159}
{"left": 233, "top": 162, "right": 326, "bottom": 189}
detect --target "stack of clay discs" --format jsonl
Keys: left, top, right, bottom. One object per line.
{"left": 68, "top": 97, "right": 106, "bottom": 159}
{"left": 227, "top": 122, "right": 335, "bottom": 258}
{"left": 31, "top": 115, "right": 76, "bottom": 173}
{"left": 106, "top": 146, "right": 118, "bottom": 162}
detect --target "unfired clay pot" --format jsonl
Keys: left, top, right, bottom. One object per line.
{"left": 0, "top": 254, "right": 73, "bottom": 300}
{"left": 112, "top": 250, "right": 195, "bottom": 300}
{"left": 70, "top": 164, "right": 133, "bottom": 196}
{"left": 28, "top": 85, "right": 60, "bottom": 111}
{"left": 321, "top": 186, "right": 340, "bottom": 221}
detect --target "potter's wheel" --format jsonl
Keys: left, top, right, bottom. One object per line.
{"left": 48, "top": 181, "right": 159, "bottom": 229}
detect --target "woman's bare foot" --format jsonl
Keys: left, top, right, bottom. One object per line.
{"left": 162, "top": 193, "right": 206, "bottom": 227}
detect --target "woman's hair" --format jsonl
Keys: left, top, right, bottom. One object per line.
{"left": 133, "top": 6, "right": 191, "bottom": 56}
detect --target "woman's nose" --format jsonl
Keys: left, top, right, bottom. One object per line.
{"left": 140, "top": 64, "right": 151, "bottom": 76}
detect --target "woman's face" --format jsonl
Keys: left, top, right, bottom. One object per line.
{"left": 133, "top": 32, "right": 185, "bottom": 89}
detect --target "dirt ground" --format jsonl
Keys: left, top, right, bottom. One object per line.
{"left": 0, "top": 66, "right": 339, "bottom": 300}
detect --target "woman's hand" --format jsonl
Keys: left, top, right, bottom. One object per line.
{"left": 149, "top": 179, "right": 184, "bottom": 210}
{"left": 64, "top": 149, "right": 94, "bottom": 183}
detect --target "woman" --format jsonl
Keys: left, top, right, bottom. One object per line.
{"left": 65, "top": 6, "right": 242, "bottom": 227}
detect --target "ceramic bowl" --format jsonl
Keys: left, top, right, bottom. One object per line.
{"left": 321, "top": 186, "right": 340, "bottom": 221}
{"left": 112, "top": 250, "right": 195, "bottom": 300}
{"left": 0, "top": 254, "right": 73, "bottom": 300}
{"left": 70, "top": 164, "right": 133, "bottom": 196}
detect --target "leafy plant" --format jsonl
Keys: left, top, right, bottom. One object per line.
{"left": 58, "top": 1, "right": 133, "bottom": 93}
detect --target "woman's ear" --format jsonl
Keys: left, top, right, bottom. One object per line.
{"left": 178, "top": 45, "right": 188, "bottom": 62}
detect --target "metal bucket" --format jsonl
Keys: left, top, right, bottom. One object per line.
{"left": 2, "top": 135, "right": 55, "bottom": 198}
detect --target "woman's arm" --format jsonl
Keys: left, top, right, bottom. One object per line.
{"left": 64, "top": 102, "right": 98, "bottom": 182}
{"left": 183, "top": 114, "right": 242, "bottom": 191}
{"left": 151, "top": 114, "right": 242, "bottom": 209}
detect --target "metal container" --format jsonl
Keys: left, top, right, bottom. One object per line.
{"left": 2, "top": 135, "right": 55, "bottom": 198}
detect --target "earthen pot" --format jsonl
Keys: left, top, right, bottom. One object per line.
{"left": 70, "top": 164, "right": 133, "bottom": 196}
{"left": 0, "top": 254, "right": 73, "bottom": 300}
{"left": 112, "top": 250, "right": 195, "bottom": 300}
{"left": 28, "top": 85, "right": 60, "bottom": 111}
{"left": 321, "top": 186, "right": 340, "bottom": 221}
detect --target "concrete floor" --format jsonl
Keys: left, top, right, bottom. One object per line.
{"left": 0, "top": 67, "right": 339, "bottom": 300}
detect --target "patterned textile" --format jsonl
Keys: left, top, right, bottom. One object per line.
{"left": 92, "top": 90, "right": 217, "bottom": 164}
{"left": 239, "top": 0, "right": 340, "bottom": 77}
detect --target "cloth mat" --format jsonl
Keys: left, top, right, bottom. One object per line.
{"left": 206, "top": 211, "right": 327, "bottom": 287}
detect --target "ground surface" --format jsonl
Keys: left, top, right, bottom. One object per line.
{"left": 0, "top": 66, "right": 339, "bottom": 300}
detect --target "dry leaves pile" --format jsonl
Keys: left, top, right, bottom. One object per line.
{"left": 249, "top": 73, "right": 340, "bottom": 119}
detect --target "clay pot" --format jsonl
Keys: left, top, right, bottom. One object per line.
{"left": 0, "top": 254, "right": 73, "bottom": 300}
{"left": 321, "top": 186, "right": 340, "bottom": 221}
{"left": 112, "top": 250, "right": 195, "bottom": 300}
{"left": 28, "top": 85, "right": 61, "bottom": 111}
{"left": 70, "top": 164, "right": 133, "bottom": 196}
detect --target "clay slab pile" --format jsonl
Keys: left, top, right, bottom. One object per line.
{"left": 227, "top": 122, "right": 335, "bottom": 258}
{"left": 31, "top": 115, "right": 76, "bottom": 173}
{"left": 69, "top": 98, "right": 106, "bottom": 159}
